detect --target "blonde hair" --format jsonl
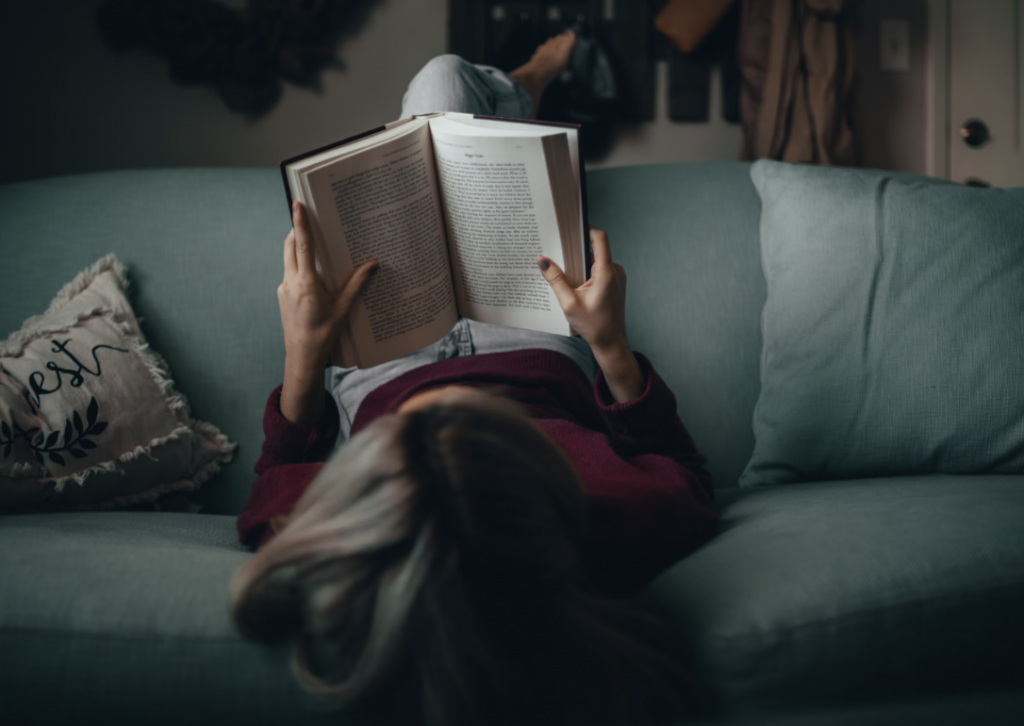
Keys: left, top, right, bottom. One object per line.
{"left": 230, "top": 393, "right": 695, "bottom": 725}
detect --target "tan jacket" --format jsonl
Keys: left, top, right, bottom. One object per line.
{"left": 740, "top": 0, "right": 859, "bottom": 165}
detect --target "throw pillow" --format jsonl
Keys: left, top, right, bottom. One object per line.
{"left": 0, "top": 255, "right": 235, "bottom": 510}
{"left": 741, "top": 160, "right": 1024, "bottom": 486}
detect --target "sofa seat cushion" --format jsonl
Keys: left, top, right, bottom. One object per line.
{"left": 640, "top": 475, "right": 1024, "bottom": 719}
{"left": 0, "top": 512, "right": 383, "bottom": 725}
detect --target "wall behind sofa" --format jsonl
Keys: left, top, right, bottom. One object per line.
{"left": 0, "top": 0, "right": 931, "bottom": 185}
{"left": 0, "top": 0, "right": 449, "bottom": 185}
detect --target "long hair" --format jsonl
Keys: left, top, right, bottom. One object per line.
{"left": 230, "top": 392, "right": 697, "bottom": 725}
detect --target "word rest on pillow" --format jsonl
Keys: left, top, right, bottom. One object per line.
{"left": 0, "top": 255, "right": 235, "bottom": 510}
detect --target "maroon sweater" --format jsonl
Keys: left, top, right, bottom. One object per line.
{"left": 237, "top": 350, "right": 717, "bottom": 595}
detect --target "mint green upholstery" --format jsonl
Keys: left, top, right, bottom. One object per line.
{"left": 742, "top": 161, "right": 1024, "bottom": 487}
{"left": 0, "top": 512, "right": 352, "bottom": 725}
{"left": 585, "top": 163, "right": 766, "bottom": 490}
{"left": 0, "top": 169, "right": 291, "bottom": 515}
{"left": 642, "top": 475, "right": 1024, "bottom": 719}
{"left": 0, "top": 163, "right": 767, "bottom": 510}
{"left": 2, "top": 165, "right": 1023, "bottom": 724}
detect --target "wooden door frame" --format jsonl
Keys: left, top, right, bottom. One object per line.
{"left": 925, "top": 0, "right": 950, "bottom": 179}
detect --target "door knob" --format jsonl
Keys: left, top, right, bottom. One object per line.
{"left": 960, "top": 119, "right": 990, "bottom": 148}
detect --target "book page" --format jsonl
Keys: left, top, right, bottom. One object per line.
{"left": 440, "top": 114, "right": 584, "bottom": 257}
{"left": 434, "top": 114, "right": 586, "bottom": 285}
{"left": 427, "top": 116, "right": 572, "bottom": 336}
{"left": 301, "top": 122, "right": 458, "bottom": 369}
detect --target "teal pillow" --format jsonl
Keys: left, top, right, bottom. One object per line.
{"left": 742, "top": 160, "right": 1024, "bottom": 486}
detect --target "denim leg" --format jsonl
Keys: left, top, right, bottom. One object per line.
{"left": 463, "top": 320, "right": 597, "bottom": 382}
{"left": 399, "top": 54, "right": 533, "bottom": 119}
{"left": 330, "top": 319, "right": 474, "bottom": 440}
{"left": 330, "top": 317, "right": 596, "bottom": 442}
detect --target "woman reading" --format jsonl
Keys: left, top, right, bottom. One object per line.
{"left": 230, "top": 32, "right": 717, "bottom": 726}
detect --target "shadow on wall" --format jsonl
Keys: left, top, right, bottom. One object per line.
{"left": 96, "top": 0, "right": 387, "bottom": 117}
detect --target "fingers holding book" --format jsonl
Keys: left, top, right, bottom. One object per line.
{"left": 538, "top": 227, "right": 643, "bottom": 402}
{"left": 279, "top": 201, "right": 378, "bottom": 375}
{"left": 278, "top": 203, "right": 378, "bottom": 425}
{"left": 537, "top": 227, "right": 628, "bottom": 355}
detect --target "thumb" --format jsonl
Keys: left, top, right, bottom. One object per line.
{"left": 537, "top": 256, "right": 576, "bottom": 311}
{"left": 335, "top": 261, "right": 378, "bottom": 318}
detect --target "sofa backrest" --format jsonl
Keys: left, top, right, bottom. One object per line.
{"left": 0, "top": 163, "right": 765, "bottom": 515}
{"left": 586, "top": 163, "right": 766, "bottom": 491}
{"left": 2, "top": 168, "right": 290, "bottom": 516}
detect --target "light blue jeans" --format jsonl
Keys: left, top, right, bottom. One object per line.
{"left": 330, "top": 55, "right": 596, "bottom": 439}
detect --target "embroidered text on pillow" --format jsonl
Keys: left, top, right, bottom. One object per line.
{"left": 25, "top": 338, "right": 129, "bottom": 408}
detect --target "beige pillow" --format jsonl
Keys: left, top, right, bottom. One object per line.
{"left": 0, "top": 255, "right": 235, "bottom": 510}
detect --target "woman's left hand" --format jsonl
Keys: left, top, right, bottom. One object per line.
{"left": 278, "top": 201, "right": 376, "bottom": 425}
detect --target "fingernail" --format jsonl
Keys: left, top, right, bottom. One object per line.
{"left": 292, "top": 201, "right": 299, "bottom": 215}
{"left": 539, "top": 259, "right": 550, "bottom": 271}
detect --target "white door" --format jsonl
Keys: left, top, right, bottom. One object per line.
{"left": 947, "top": 0, "right": 1024, "bottom": 187}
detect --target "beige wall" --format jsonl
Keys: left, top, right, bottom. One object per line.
{"left": 0, "top": 0, "right": 932, "bottom": 185}
{"left": 0, "top": 0, "right": 449, "bottom": 185}
{"left": 855, "top": 0, "right": 931, "bottom": 175}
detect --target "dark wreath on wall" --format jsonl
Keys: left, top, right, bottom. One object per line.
{"left": 97, "top": 0, "right": 384, "bottom": 117}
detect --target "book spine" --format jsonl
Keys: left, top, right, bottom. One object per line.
{"left": 578, "top": 148, "right": 591, "bottom": 279}
{"left": 278, "top": 125, "right": 388, "bottom": 217}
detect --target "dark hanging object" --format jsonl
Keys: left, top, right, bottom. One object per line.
{"left": 539, "top": 21, "right": 621, "bottom": 162}
{"left": 96, "top": 0, "right": 384, "bottom": 117}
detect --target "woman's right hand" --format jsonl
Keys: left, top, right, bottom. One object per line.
{"left": 278, "top": 201, "right": 377, "bottom": 425}
{"left": 280, "top": 201, "right": 377, "bottom": 376}
{"left": 537, "top": 227, "right": 645, "bottom": 402}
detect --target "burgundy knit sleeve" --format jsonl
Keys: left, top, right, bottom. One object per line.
{"left": 578, "top": 353, "right": 717, "bottom": 595}
{"left": 253, "top": 385, "right": 340, "bottom": 475}
{"left": 593, "top": 353, "right": 710, "bottom": 474}
{"left": 236, "top": 385, "right": 339, "bottom": 549}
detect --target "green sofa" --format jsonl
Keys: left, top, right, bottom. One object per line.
{"left": 1, "top": 164, "right": 1022, "bottom": 725}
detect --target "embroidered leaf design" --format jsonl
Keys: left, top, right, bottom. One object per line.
{"left": 1, "top": 420, "right": 10, "bottom": 439}
{"left": 49, "top": 452, "right": 66, "bottom": 466}
{"left": 3, "top": 443, "right": 10, "bottom": 458}
{"left": 35, "top": 452, "right": 44, "bottom": 466}
{"left": 87, "top": 397, "right": 98, "bottom": 427}
{"left": 73, "top": 411, "right": 84, "bottom": 435}
{"left": 69, "top": 448, "right": 87, "bottom": 459}
{"left": 79, "top": 439, "right": 97, "bottom": 450}
{"left": 63, "top": 419, "right": 73, "bottom": 446}
{"left": 45, "top": 430, "right": 60, "bottom": 449}
{"left": 89, "top": 421, "right": 108, "bottom": 436}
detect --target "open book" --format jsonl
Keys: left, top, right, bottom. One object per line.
{"left": 281, "top": 112, "right": 589, "bottom": 369}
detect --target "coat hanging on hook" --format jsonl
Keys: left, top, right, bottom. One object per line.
{"left": 739, "top": 0, "right": 859, "bottom": 165}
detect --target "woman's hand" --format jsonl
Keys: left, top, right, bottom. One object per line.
{"left": 537, "top": 227, "right": 645, "bottom": 403}
{"left": 279, "top": 201, "right": 377, "bottom": 425}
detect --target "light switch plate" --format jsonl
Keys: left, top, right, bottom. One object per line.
{"left": 880, "top": 19, "right": 910, "bottom": 71}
